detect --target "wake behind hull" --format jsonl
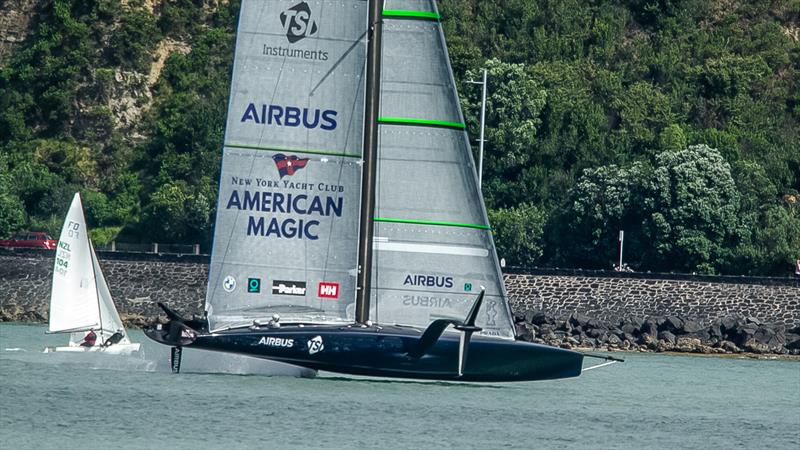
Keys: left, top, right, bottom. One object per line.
{"left": 145, "top": 324, "right": 583, "bottom": 382}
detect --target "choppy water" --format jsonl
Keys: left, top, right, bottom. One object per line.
{"left": 1, "top": 323, "right": 798, "bottom": 449}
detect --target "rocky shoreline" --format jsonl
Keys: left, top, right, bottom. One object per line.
{"left": 513, "top": 310, "right": 800, "bottom": 356}
{"left": 3, "top": 251, "right": 797, "bottom": 358}
{"left": 4, "top": 307, "right": 799, "bottom": 357}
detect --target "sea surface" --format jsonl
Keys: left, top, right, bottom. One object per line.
{"left": 1, "top": 323, "right": 798, "bottom": 450}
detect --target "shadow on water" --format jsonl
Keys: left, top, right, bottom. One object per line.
{"left": 315, "top": 374, "right": 509, "bottom": 389}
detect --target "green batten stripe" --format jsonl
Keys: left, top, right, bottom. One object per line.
{"left": 374, "top": 217, "right": 490, "bottom": 230}
{"left": 378, "top": 117, "right": 466, "bottom": 130}
{"left": 382, "top": 10, "right": 441, "bottom": 21}
{"left": 226, "top": 143, "right": 361, "bottom": 159}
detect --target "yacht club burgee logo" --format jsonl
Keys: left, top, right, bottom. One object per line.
{"left": 280, "top": 2, "right": 318, "bottom": 43}
{"left": 273, "top": 154, "right": 309, "bottom": 178}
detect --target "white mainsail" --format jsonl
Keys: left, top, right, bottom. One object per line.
{"left": 49, "top": 193, "right": 129, "bottom": 346}
{"left": 206, "top": 0, "right": 368, "bottom": 330}
{"left": 206, "top": 0, "right": 515, "bottom": 339}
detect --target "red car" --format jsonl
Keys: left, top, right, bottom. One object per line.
{"left": 0, "top": 231, "right": 57, "bottom": 249}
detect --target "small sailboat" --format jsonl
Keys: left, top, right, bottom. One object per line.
{"left": 44, "top": 193, "right": 140, "bottom": 355}
{"left": 146, "top": 0, "right": 619, "bottom": 380}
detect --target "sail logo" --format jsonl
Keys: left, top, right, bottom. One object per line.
{"left": 223, "top": 275, "right": 236, "bottom": 292}
{"left": 486, "top": 300, "right": 498, "bottom": 326}
{"left": 402, "top": 295, "right": 453, "bottom": 308}
{"left": 272, "top": 280, "right": 307, "bottom": 296}
{"left": 247, "top": 278, "right": 261, "bottom": 293}
{"left": 307, "top": 335, "right": 324, "bottom": 355}
{"left": 280, "top": 1, "right": 318, "bottom": 44}
{"left": 240, "top": 103, "right": 337, "bottom": 131}
{"left": 257, "top": 336, "right": 294, "bottom": 348}
{"left": 403, "top": 274, "right": 454, "bottom": 289}
{"left": 273, "top": 154, "right": 309, "bottom": 178}
{"left": 317, "top": 282, "right": 339, "bottom": 299}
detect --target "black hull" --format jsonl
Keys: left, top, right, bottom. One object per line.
{"left": 145, "top": 323, "right": 583, "bottom": 382}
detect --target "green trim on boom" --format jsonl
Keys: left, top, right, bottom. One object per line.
{"left": 374, "top": 217, "right": 490, "bottom": 230}
{"left": 382, "top": 10, "right": 441, "bottom": 21}
{"left": 378, "top": 117, "right": 466, "bottom": 130}
{"left": 225, "top": 143, "right": 361, "bottom": 159}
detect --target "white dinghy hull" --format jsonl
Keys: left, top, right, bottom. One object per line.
{"left": 44, "top": 343, "right": 141, "bottom": 355}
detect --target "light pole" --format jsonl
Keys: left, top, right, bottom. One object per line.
{"left": 465, "top": 68, "right": 488, "bottom": 188}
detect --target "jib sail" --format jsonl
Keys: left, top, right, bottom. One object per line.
{"left": 368, "top": 0, "right": 516, "bottom": 338}
{"left": 206, "top": 0, "right": 367, "bottom": 330}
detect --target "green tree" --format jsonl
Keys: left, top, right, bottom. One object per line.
{"left": 139, "top": 179, "right": 214, "bottom": 245}
{"left": 462, "top": 59, "right": 547, "bottom": 207}
{"left": 0, "top": 157, "right": 26, "bottom": 237}
{"left": 559, "top": 144, "right": 744, "bottom": 274}
{"left": 488, "top": 203, "right": 547, "bottom": 266}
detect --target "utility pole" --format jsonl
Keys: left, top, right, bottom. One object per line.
{"left": 465, "top": 68, "right": 487, "bottom": 188}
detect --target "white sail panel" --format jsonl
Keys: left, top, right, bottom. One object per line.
{"left": 92, "top": 245, "right": 131, "bottom": 345}
{"left": 370, "top": 1, "right": 516, "bottom": 338}
{"left": 49, "top": 194, "right": 100, "bottom": 333}
{"left": 207, "top": 0, "right": 367, "bottom": 330}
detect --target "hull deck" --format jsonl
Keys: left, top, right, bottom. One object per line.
{"left": 145, "top": 323, "right": 583, "bottom": 382}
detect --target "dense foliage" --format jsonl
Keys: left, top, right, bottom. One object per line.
{"left": 0, "top": 0, "right": 797, "bottom": 275}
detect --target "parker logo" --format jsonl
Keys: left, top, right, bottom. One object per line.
{"left": 272, "top": 280, "right": 307, "bottom": 296}
{"left": 317, "top": 282, "right": 339, "bottom": 299}
{"left": 280, "top": 1, "right": 318, "bottom": 44}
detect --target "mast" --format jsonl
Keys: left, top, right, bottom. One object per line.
{"left": 355, "top": 0, "right": 383, "bottom": 324}
{"left": 82, "top": 196, "right": 105, "bottom": 335}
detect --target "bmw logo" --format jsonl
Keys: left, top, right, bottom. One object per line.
{"left": 223, "top": 275, "right": 236, "bottom": 293}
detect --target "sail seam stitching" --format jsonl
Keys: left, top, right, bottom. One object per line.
{"left": 374, "top": 217, "right": 490, "bottom": 230}
{"left": 226, "top": 143, "right": 361, "bottom": 158}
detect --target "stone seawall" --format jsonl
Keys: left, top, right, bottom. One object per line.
{"left": 2, "top": 250, "right": 798, "bottom": 334}
{"left": 0, "top": 250, "right": 207, "bottom": 325}
{"left": 505, "top": 270, "right": 799, "bottom": 328}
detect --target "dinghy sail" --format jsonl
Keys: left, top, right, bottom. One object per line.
{"left": 46, "top": 193, "right": 139, "bottom": 354}
{"left": 145, "top": 0, "right": 610, "bottom": 381}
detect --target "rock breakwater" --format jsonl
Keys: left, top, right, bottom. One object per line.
{"left": 2, "top": 250, "right": 798, "bottom": 356}
{"left": 514, "top": 310, "right": 800, "bottom": 355}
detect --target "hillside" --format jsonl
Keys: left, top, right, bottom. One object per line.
{"left": 0, "top": 0, "right": 798, "bottom": 275}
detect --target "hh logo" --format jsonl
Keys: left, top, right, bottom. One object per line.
{"left": 318, "top": 282, "right": 339, "bottom": 299}
{"left": 273, "top": 154, "right": 309, "bottom": 178}
{"left": 307, "top": 336, "right": 324, "bottom": 355}
{"left": 280, "top": 1, "right": 318, "bottom": 44}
